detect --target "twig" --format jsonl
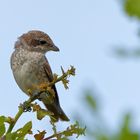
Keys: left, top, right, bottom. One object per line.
{"left": 6, "top": 96, "right": 35, "bottom": 134}
{"left": 6, "top": 66, "right": 74, "bottom": 134}
{"left": 43, "top": 132, "right": 62, "bottom": 140}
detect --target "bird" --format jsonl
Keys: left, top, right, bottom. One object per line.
{"left": 10, "top": 30, "right": 69, "bottom": 122}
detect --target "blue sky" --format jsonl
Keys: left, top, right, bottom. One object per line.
{"left": 0, "top": 0, "right": 140, "bottom": 139}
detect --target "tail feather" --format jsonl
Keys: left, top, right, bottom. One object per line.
{"left": 43, "top": 101, "right": 70, "bottom": 122}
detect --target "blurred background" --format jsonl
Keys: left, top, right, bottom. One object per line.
{"left": 0, "top": 0, "right": 140, "bottom": 139}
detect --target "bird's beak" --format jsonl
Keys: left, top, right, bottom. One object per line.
{"left": 51, "top": 45, "right": 60, "bottom": 52}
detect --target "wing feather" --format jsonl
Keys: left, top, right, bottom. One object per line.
{"left": 43, "top": 57, "right": 60, "bottom": 103}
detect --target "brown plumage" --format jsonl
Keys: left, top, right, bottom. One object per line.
{"left": 11, "top": 30, "right": 69, "bottom": 122}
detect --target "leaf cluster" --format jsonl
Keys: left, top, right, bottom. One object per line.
{"left": 0, "top": 66, "right": 85, "bottom": 140}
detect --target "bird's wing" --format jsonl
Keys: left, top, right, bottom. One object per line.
{"left": 43, "top": 57, "right": 60, "bottom": 102}
{"left": 42, "top": 57, "right": 69, "bottom": 121}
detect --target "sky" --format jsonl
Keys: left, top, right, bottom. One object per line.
{"left": 0, "top": 0, "right": 140, "bottom": 139}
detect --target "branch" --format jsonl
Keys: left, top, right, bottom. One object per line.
{"left": 6, "top": 66, "right": 75, "bottom": 134}
{"left": 43, "top": 132, "right": 62, "bottom": 140}
{"left": 6, "top": 96, "right": 35, "bottom": 134}
{"left": 43, "top": 121, "right": 86, "bottom": 140}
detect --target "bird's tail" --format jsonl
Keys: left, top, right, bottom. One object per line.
{"left": 43, "top": 101, "right": 70, "bottom": 122}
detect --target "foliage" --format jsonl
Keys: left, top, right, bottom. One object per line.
{"left": 112, "top": 0, "right": 140, "bottom": 58}
{"left": 79, "top": 1, "right": 140, "bottom": 139}
{"left": 123, "top": 0, "right": 140, "bottom": 19}
{"left": 113, "top": 47, "right": 140, "bottom": 58}
{"left": 0, "top": 66, "right": 85, "bottom": 140}
{"left": 77, "top": 89, "right": 140, "bottom": 140}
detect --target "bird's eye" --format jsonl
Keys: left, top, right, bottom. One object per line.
{"left": 39, "top": 40, "right": 47, "bottom": 45}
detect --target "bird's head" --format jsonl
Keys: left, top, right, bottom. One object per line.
{"left": 15, "top": 30, "right": 59, "bottom": 53}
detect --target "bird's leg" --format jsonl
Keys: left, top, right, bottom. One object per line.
{"left": 20, "top": 92, "right": 41, "bottom": 112}
{"left": 32, "top": 91, "right": 45, "bottom": 101}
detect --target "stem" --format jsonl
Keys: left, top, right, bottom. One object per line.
{"left": 6, "top": 96, "right": 35, "bottom": 134}
{"left": 6, "top": 68, "right": 71, "bottom": 134}
{"left": 6, "top": 107, "right": 23, "bottom": 133}
{"left": 43, "top": 132, "right": 62, "bottom": 140}
{"left": 49, "top": 71, "right": 69, "bottom": 87}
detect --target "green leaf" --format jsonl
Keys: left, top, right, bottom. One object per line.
{"left": 37, "top": 109, "right": 53, "bottom": 120}
{"left": 118, "top": 113, "right": 139, "bottom": 140}
{"left": 16, "top": 121, "right": 32, "bottom": 138}
{"left": 84, "top": 90, "right": 98, "bottom": 112}
{"left": 86, "top": 94, "right": 97, "bottom": 110}
{"left": 22, "top": 121, "right": 32, "bottom": 135}
{"left": 124, "top": 0, "right": 140, "bottom": 19}
{"left": 62, "top": 78, "right": 69, "bottom": 89}
{"left": 20, "top": 121, "right": 32, "bottom": 136}
{"left": 0, "top": 124, "right": 5, "bottom": 137}
{"left": 62, "top": 121, "right": 86, "bottom": 138}
{"left": 6, "top": 132, "right": 17, "bottom": 140}
{"left": 0, "top": 116, "right": 6, "bottom": 125}
{"left": 0, "top": 116, "right": 6, "bottom": 137}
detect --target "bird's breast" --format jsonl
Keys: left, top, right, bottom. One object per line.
{"left": 12, "top": 52, "right": 48, "bottom": 95}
